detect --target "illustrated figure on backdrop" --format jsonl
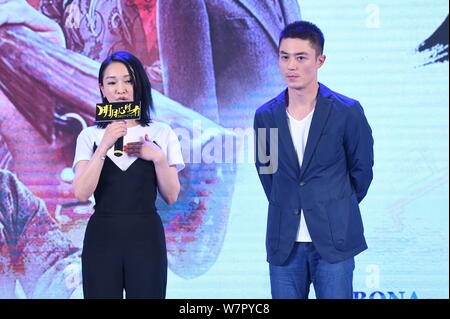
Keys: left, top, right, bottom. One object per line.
{"left": 0, "top": 0, "right": 235, "bottom": 285}
{"left": 0, "top": 168, "right": 80, "bottom": 298}
{"left": 254, "top": 21, "right": 374, "bottom": 299}
{"left": 73, "top": 51, "right": 183, "bottom": 298}
{"left": 158, "top": 0, "right": 302, "bottom": 128}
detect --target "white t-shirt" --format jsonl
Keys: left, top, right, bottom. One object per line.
{"left": 287, "top": 109, "right": 314, "bottom": 242}
{"left": 72, "top": 121, "right": 185, "bottom": 172}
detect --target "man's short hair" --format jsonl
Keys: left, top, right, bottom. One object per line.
{"left": 279, "top": 21, "right": 325, "bottom": 56}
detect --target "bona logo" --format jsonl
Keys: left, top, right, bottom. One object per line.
{"left": 353, "top": 291, "right": 418, "bottom": 299}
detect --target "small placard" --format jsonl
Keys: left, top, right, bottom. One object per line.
{"left": 95, "top": 101, "right": 141, "bottom": 122}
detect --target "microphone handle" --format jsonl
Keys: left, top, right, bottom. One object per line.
{"left": 114, "top": 136, "right": 124, "bottom": 157}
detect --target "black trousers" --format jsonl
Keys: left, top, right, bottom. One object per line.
{"left": 82, "top": 213, "right": 167, "bottom": 299}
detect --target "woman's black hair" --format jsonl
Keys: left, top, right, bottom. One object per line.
{"left": 96, "top": 51, "right": 153, "bottom": 128}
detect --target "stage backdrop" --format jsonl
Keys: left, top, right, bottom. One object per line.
{"left": 0, "top": 0, "right": 448, "bottom": 299}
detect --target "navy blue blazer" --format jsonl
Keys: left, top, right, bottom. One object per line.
{"left": 254, "top": 83, "right": 374, "bottom": 265}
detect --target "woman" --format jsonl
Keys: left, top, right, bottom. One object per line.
{"left": 72, "top": 51, "right": 184, "bottom": 298}
{"left": 1, "top": 0, "right": 236, "bottom": 282}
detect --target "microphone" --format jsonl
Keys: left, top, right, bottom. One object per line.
{"left": 114, "top": 136, "right": 124, "bottom": 157}
{"left": 95, "top": 101, "right": 141, "bottom": 157}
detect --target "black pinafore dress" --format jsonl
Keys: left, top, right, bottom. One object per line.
{"left": 82, "top": 152, "right": 167, "bottom": 299}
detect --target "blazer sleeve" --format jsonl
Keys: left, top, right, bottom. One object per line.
{"left": 157, "top": 0, "right": 219, "bottom": 122}
{"left": 254, "top": 111, "right": 273, "bottom": 201}
{"left": 344, "top": 102, "right": 374, "bottom": 203}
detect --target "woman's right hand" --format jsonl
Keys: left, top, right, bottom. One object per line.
{"left": 98, "top": 121, "right": 127, "bottom": 154}
{"left": 74, "top": 121, "right": 127, "bottom": 202}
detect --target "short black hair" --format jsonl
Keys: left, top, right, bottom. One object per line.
{"left": 279, "top": 21, "right": 325, "bottom": 56}
{"left": 96, "top": 51, "right": 153, "bottom": 128}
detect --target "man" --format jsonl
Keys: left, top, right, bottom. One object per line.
{"left": 254, "top": 21, "right": 374, "bottom": 299}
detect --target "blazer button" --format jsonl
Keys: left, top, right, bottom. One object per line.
{"left": 293, "top": 209, "right": 300, "bottom": 215}
{"left": 299, "top": 181, "right": 306, "bottom": 186}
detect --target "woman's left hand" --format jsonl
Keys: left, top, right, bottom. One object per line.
{"left": 124, "top": 134, "right": 165, "bottom": 163}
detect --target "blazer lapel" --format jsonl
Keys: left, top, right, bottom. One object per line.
{"left": 235, "top": 0, "right": 285, "bottom": 47}
{"left": 300, "top": 83, "right": 333, "bottom": 178}
{"left": 273, "top": 90, "right": 300, "bottom": 179}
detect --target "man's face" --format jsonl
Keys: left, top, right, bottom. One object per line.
{"left": 278, "top": 38, "right": 325, "bottom": 91}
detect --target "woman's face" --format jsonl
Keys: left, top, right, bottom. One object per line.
{"left": 100, "top": 62, "right": 134, "bottom": 103}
